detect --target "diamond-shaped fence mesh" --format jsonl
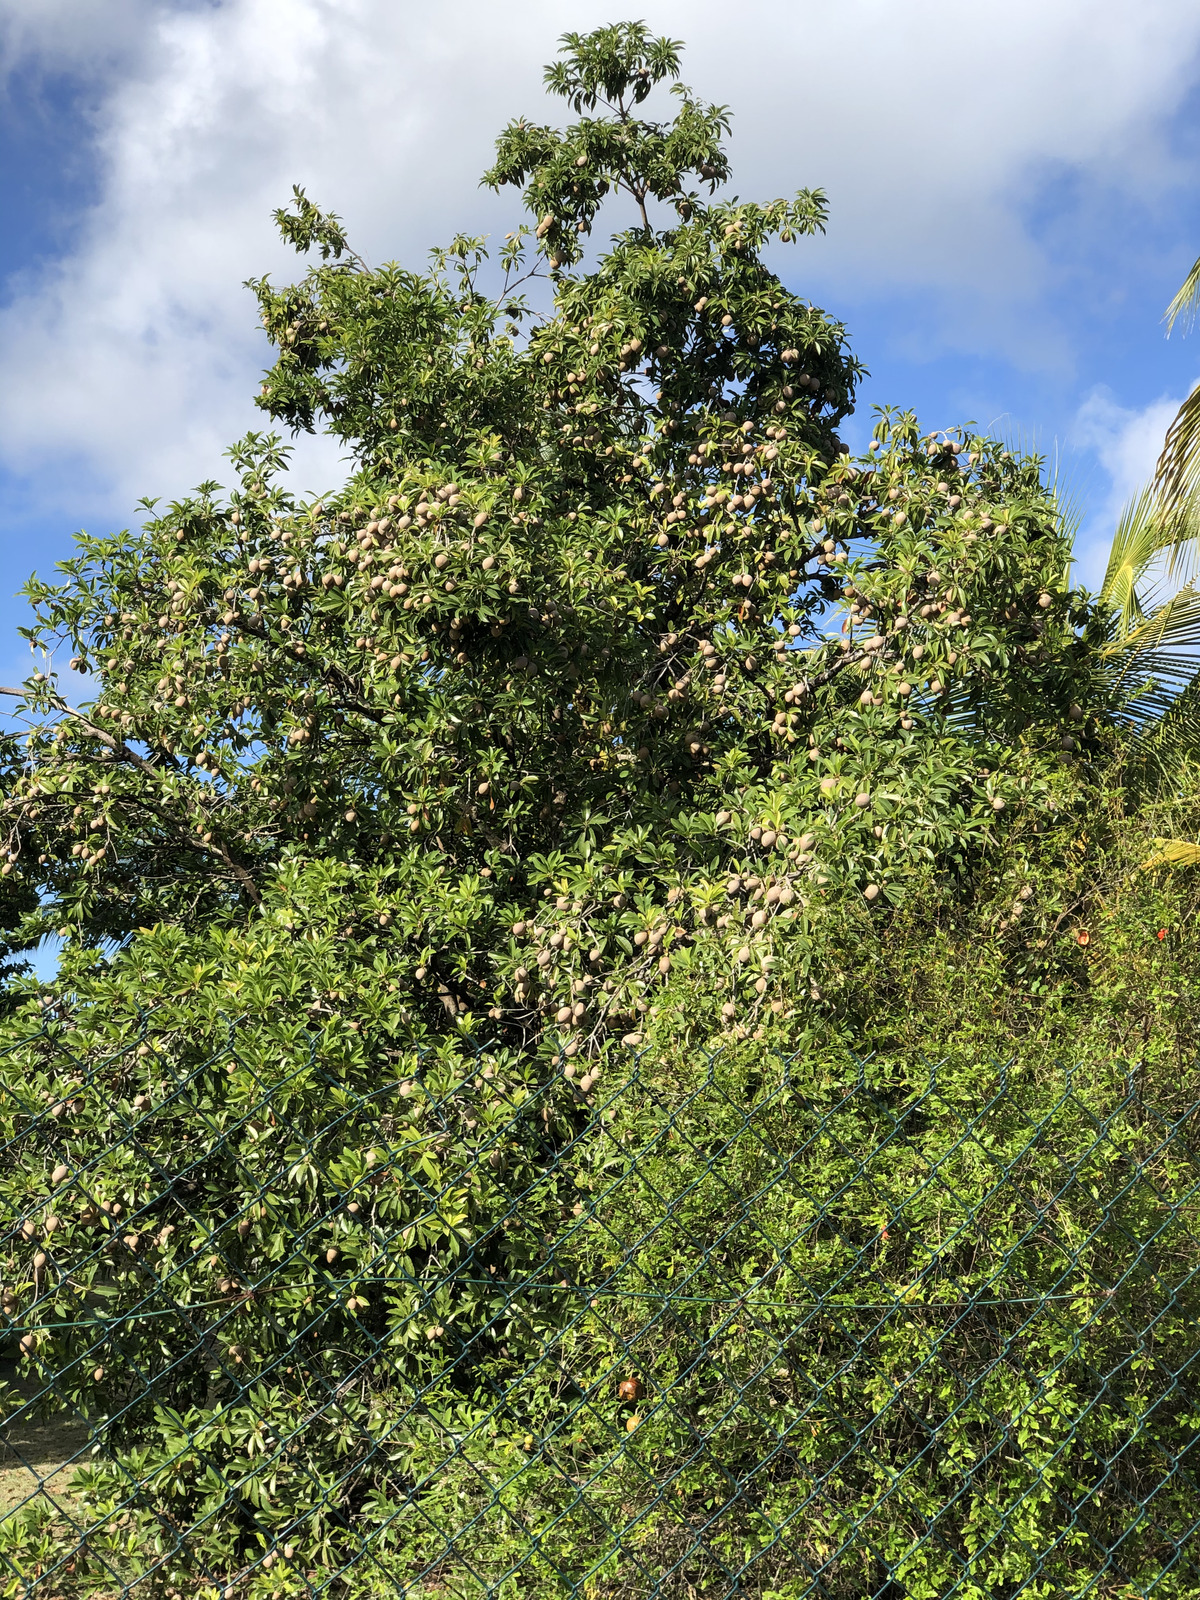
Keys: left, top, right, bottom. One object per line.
{"left": 1, "top": 1006, "right": 1198, "bottom": 1599}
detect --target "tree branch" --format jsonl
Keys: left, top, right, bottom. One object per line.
{"left": 0, "top": 686, "right": 164, "bottom": 779}
{"left": 0, "top": 687, "right": 261, "bottom": 904}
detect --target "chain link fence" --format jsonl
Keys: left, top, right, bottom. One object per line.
{"left": 1, "top": 1008, "right": 1198, "bottom": 1598}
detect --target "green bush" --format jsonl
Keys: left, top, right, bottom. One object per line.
{"left": 2, "top": 784, "right": 1200, "bottom": 1596}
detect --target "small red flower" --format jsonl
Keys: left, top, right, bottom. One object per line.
{"left": 1158, "top": 929, "right": 1167, "bottom": 941}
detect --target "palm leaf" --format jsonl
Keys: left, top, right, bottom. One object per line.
{"left": 1165, "top": 253, "right": 1200, "bottom": 336}
{"left": 1154, "top": 383, "right": 1200, "bottom": 519}
{"left": 1084, "top": 253, "right": 1200, "bottom": 766}
{"left": 1099, "top": 485, "right": 1165, "bottom": 629}
{"left": 1095, "top": 566, "right": 1200, "bottom": 781}
{"left": 1142, "top": 837, "right": 1200, "bottom": 869}
{"left": 1099, "top": 483, "right": 1200, "bottom": 627}
{"left": 1101, "top": 584, "right": 1200, "bottom": 719}
{"left": 1153, "top": 252, "right": 1200, "bottom": 510}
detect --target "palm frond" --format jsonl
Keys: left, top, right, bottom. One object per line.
{"left": 1102, "top": 584, "right": 1200, "bottom": 712}
{"left": 1149, "top": 250, "right": 1200, "bottom": 554}
{"left": 1098, "top": 481, "right": 1200, "bottom": 626}
{"left": 1165, "top": 253, "right": 1200, "bottom": 336}
{"left": 1123, "top": 681, "right": 1200, "bottom": 757}
{"left": 1096, "top": 580, "right": 1200, "bottom": 783}
{"left": 1050, "top": 479, "right": 1085, "bottom": 589}
{"left": 1153, "top": 383, "right": 1200, "bottom": 519}
{"left": 1118, "top": 582, "right": 1200, "bottom": 657}
{"left": 1082, "top": 252, "right": 1200, "bottom": 770}
{"left": 1142, "top": 837, "right": 1200, "bottom": 869}
{"left": 1099, "top": 485, "right": 1166, "bottom": 629}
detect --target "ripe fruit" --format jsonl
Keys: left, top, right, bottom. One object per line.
{"left": 618, "top": 1377, "right": 643, "bottom": 1402}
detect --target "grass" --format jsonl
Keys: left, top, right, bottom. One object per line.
{"left": 0, "top": 1360, "right": 90, "bottom": 1525}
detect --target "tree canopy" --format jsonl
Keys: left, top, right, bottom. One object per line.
{"left": 4, "top": 25, "right": 1196, "bottom": 1600}
{"left": 6, "top": 22, "right": 1110, "bottom": 1061}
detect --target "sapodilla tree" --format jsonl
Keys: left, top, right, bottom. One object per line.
{"left": 5, "top": 22, "right": 1103, "bottom": 1060}
{"left": 0, "top": 25, "right": 1141, "bottom": 1597}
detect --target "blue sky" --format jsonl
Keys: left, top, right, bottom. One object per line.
{"left": 2, "top": 0, "right": 1200, "bottom": 669}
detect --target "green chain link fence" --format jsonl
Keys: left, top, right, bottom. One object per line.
{"left": 1, "top": 1006, "right": 1198, "bottom": 1598}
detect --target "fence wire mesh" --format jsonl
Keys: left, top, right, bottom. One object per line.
{"left": 0, "top": 1009, "right": 1198, "bottom": 1599}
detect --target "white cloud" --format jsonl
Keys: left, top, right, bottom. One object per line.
{"left": 1074, "top": 388, "right": 1181, "bottom": 513}
{"left": 0, "top": 0, "right": 155, "bottom": 70}
{"left": 1069, "top": 384, "right": 1196, "bottom": 588}
{"left": 2, "top": 0, "right": 1200, "bottom": 532}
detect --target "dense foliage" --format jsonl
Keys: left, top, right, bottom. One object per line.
{"left": 4, "top": 774, "right": 1199, "bottom": 1598}
{"left": 1, "top": 23, "right": 1195, "bottom": 1600}
{"left": 6, "top": 26, "right": 1104, "bottom": 1053}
